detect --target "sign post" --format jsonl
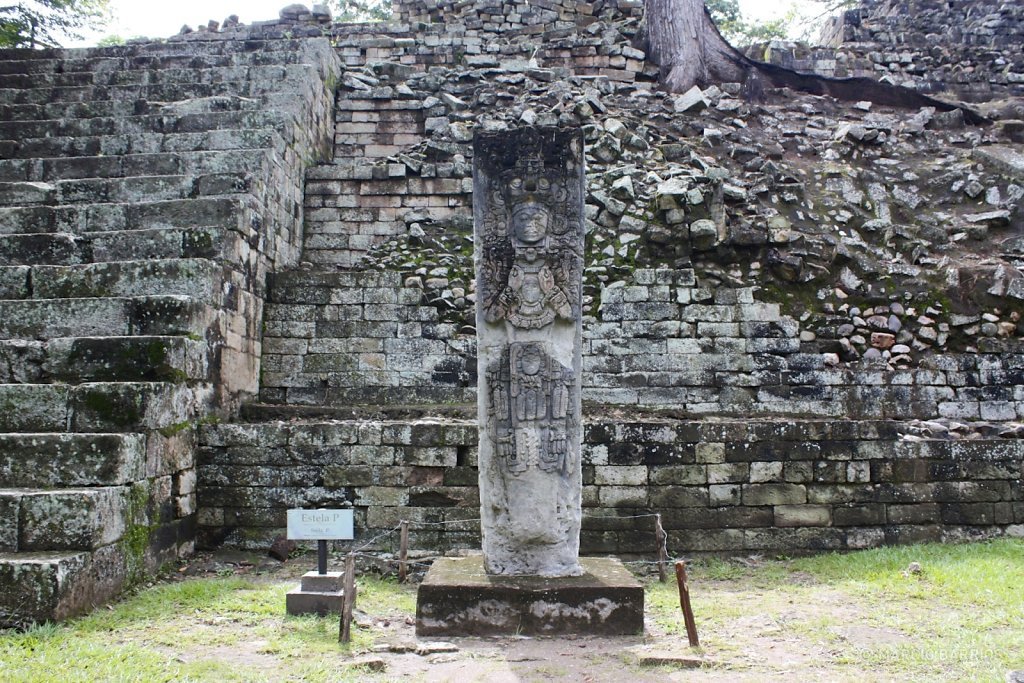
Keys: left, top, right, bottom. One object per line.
{"left": 284, "top": 509, "right": 355, "bottom": 616}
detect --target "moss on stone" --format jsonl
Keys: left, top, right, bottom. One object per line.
{"left": 81, "top": 390, "right": 141, "bottom": 429}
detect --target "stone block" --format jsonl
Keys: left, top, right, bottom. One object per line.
{"left": 45, "top": 336, "right": 207, "bottom": 383}
{"left": 832, "top": 504, "right": 885, "bottom": 526}
{"left": 416, "top": 556, "right": 643, "bottom": 636}
{"left": 0, "top": 550, "right": 102, "bottom": 627}
{"left": 940, "top": 503, "right": 996, "bottom": 525}
{"left": 286, "top": 571, "right": 345, "bottom": 616}
{"left": 707, "top": 463, "right": 749, "bottom": 484}
{"left": 0, "top": 493, "right": 19, "bottom": 551}
{"left": 69, "top": 382, "right": 202, "bottom": 432}
{"left": 594, "top": 465, "right": 648, "bottom": 486}
{"left": 709, "top": 483, "right": 741, "bottom": 506}
{"left": 743, "top": 483, "right": 807, "bottom": 506}
{"left": 695, "top": 442, "right": 726, "bottom": 464}
{"left": 0, "top": 266, "right": 29, "bottom": 299}
{"left": 648, "top": 465, "right": 706, "bottom": 486}
{"left": 774, "top": 504, "right": 831, "bottom": 527}
{"left": 649, "top": 486, "right": 707, "bottom": 508}
{"left": 750, "top": 461, "right": 784, "bottom": 483}
{"left": 0, "top": 384, "right": 68, "bottom": 432}
{"left": 32, "top": 259, "right": 220, "bottom": 301}
{"left": 0, "top": 433, "right": 146, "bottom": 487}
{"left": 887, "top": 503, "right": 940, "bottom": 524}
{"left": 19, "top": 487, "right": 128, "bottom": 551}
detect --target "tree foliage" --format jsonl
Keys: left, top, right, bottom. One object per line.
{"left": 705, "top": 0, "right": 787, "bottom": 44}
{"left": 0, "top": 0, "right": 109, "bottom": 48}
{"left": 330, "top": 0, "right": 392, "bottom": 23}
{"left": 706, "top": 0, "right": 860, "bottom": 45}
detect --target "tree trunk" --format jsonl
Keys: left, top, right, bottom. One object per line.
{"left": 644, "top": 0, "right": 747, "bottom": 92}
{"left": 643, "top": 0, "right": 985, "bottom": 124}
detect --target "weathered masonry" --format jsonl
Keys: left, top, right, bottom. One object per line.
{"left": 1, "top": 0, "right": 1022, "bottom": 624}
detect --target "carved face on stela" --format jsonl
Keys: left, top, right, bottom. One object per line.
{"left": 499, "top": 156, "right": 567, "bottom": 251}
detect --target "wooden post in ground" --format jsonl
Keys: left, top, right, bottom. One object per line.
{"left": 398, "top": 520, "right": 409, "bottom": 583}
{"left": 655, "top": 513, "right": 668, "bottom": 583}
{"left": 339, "top": 552, "right": 357, "bottom": 644}
{"left": 674, "top": 560, "right": 699, "bottom": 648}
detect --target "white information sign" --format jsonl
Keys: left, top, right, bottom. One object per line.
{"left": 287, "top": 509, "right": 354, "bottom": 540}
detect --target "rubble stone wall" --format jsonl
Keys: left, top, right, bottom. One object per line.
{"left": 198, "top": 418, "right": 1024, "bottom": 554}
{"left": 759, "top": 0, "right": 1024, "bottom": 101}
{"left": 260, "top": 268, "right": 1024, "bottom": 422}
{"left": 232, "top": 0, "right": 1024, "bottom": 557}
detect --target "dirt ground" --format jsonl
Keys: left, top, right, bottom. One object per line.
{"left": 179, "top": 548, "right": 1022, "bottom": 683}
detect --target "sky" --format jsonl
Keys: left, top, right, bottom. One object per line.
{"left": 71, "top": 0, "right": 814, "bottom": 46}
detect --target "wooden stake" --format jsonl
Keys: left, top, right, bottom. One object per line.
{"left": 654, "top": 513, "right": 668, "bottom": 583}
{"left": 339, "top": 552, "right": 357, "bottom": 644}
{"left": 674, "top": 560, "right": 699, "bottom": 648}
{"left": 398, "top": 520, "right": 409, "bottom": 583}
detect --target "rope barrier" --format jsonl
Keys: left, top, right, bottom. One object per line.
{"left": 352, "top": 523, "right": 403, "bottom": 553}
{"left": 324, "top": 514, "right": 675, "bottom": 575}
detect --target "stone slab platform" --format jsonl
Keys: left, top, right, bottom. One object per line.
{"left": 416, "top": 556, "right": 644, "bottom": 636}
{"left": 285, "top": 570, "right": 344, "bottom": 616}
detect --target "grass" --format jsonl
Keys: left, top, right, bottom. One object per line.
{"left": 647, "top": 539, "right": 1024, "bottom": 681}
{"left": 0, "top": 574, "right": 412, "bottom": 683}
{"left": 0, "top": 541, "right": 1021, "bottom": 682}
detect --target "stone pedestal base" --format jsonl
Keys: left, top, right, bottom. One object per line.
{"left": 416, "top": 556, "right": 644, "bottom": 636}
{"left": 286, "top": 570, "right": 344, "bottom": 616}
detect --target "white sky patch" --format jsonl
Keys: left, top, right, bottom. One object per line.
{"left": 70, "top": 0, "right": 819, "bottom": 47}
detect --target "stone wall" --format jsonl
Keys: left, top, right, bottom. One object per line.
{"left": 230, "top": 0, "right": 1024, "bottom": 560}
{"left": 0, "top": 36, "right": 340, "bottom": 625}
{"left": 755, "top": 0, "right": 1024, "bottom": 101}
{"left": 259, "top": 267, "right": 1024, "bottom": 421}
{"left": 3, "top": 0, "right": 1024, "bottom": 623}
{"left": 198, "top": 417, "right": 1024, "bottom": 554}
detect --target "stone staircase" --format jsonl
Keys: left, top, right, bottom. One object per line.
{"left": 0, "top": 38, "right": 339, "bottom": 625}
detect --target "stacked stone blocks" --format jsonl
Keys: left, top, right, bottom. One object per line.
{"left": 0, "top": 37, "right": 340, "bottom": 625}
{"left": 198, "top": 418, "right": 1024, "bottom": 554}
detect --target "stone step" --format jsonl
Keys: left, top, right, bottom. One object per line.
{"left": 55, "top": 336, "right": 208, "bottom": 383}
{"left": 0, "top": 39, "right": 328, "bottom": 71}
{"left": 10, "top": 38, "right": 324, "bottom": 61}
{"left": 0, "top": 109, "right": 285, "bottom": 141}
{"left": 0, "top": 295, "right": 214, "bottom": 340}
{"left": 0, "top": 486, "right": 135, "bottom": 552}
{"left": 0, "top": 336, "right": 207, "bottom": 384}
{"left": 0, "top": 226, "right": 227, "bottom": 268}
{"left": 0, "top": 99, "right": 146, "bottom": 123}
{"left": 0, "top": 381, "right": 209, "bottom": 433}
{"left": 0, "top": 258, "right": 224, "bottom": 301}
{"left": 0, "top": 149, "right": 267, "bottom": 183}
{"left": 0, "top": 433, "right": 147, "bottom": 488}
{"left": 0, "top": 550, "right": 95, "bottom": 626}
{"left": 0, "top": 63, "right": 315, "bottom": 90}
{"left": 1, "top": 127, "right": 282, "bottom": 161}
{"left": 0, "top": 88, "right": 299, "bottom": 123}
{"left": 0, "top": 195, "right": 244, "bottom": 236}
{"left": 0, "top": 87, "right": 312, "bottom": 123}
{"left": 0, "top": 72, "right": 318, "bottom": 107}
{"left": 0, "top": 54, "right": 232, "bottom": 76}
{"left": 0, "top": 174, "right": 253, "bottom": 207}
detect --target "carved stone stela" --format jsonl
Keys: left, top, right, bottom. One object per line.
{"left": 474, "top": 127, "right": 585, "bottom": 577}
